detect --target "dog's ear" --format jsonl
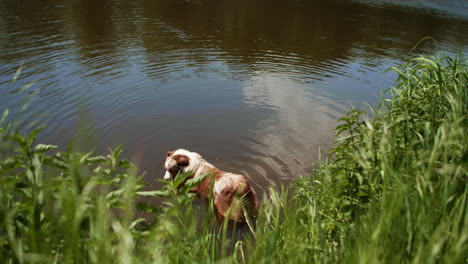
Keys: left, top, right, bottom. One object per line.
{"left": 167, "top": 150, "right": 175, "bottom": 157}
{"left": 173, "top": 154, "right": 189, "bottom": 167}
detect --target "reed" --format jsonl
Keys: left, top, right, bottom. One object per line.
{"left": 250, "top": 53, "right": 467, "bottom": 263}
{"left": 0, "top": 53, "right": 466, "bottom": 263}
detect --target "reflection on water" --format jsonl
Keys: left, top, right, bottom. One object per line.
{"left": 0, "top": 0, "right": 467, "bottom": 193}
{"left": 243, "top": 72, "right": 346, "bottom": 185}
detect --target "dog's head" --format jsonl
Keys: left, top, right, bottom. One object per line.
{"left": 163, "top": 149, "right": 202, "bottom": 180}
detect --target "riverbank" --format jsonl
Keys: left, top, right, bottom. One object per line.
{"left": 1, "top": 54, "right": 466, "bottom": 263}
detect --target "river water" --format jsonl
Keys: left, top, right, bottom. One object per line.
{"left": 1, "top": 0, "right": 467, "bottom": 192}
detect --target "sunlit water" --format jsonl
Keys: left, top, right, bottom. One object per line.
{"left": 1, "top": 0, "right": 467, "bottom": 193}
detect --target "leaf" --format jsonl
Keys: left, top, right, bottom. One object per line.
{"left": 112, "top": 145, "right": 123, "bottom": 160}
{"left": 355, "top": 173, "right": 363, "bottom": 185}
{"left": 86, "top": 156, "right": 108, "bottom": 164}
{"left": 28, "top": 126, "right": 45, "bottom": 144}
{"left": 176, "top": 194, "right": 196, "bottom": 206}
{"left": 334, "top": 124, "right": 350, "bottom": 136}
{"left": 129, "top": 218, "right": 146, "bottom": 230}
{"left": 26, "top": 168, "right": 34, "bottom": 183}
{"left": 79, "top": 150, "right": 94, "bottom": 164}
{"left": 34, "top": 144, "right": 58, "bottom": 153}
{"left": 106, "top": 189, "right": 124, "bottom": 200}
{"left": 180, "top": 173, "right": 210, "bottom": 193}
{"left": 1, "top": 156, "right": 23, "bottom": 171}
{"left": 137, "top": 190, "right": 170, "bottom": 198}
{"left": 118, "top": 159, "right": 134, "bottom": 168}
{"left": 43, "top": 156, "right": 67, "bottom": 169}
{"left": 173, "top": 171, "right": 192, "bottom": 187}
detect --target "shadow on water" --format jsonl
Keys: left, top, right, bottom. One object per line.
{"left": 0, "top": 0, "right": 467, "bottom": 195}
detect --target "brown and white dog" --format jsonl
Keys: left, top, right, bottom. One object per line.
{"left": 163, "top": 149, "right": 258, "bottom": 224}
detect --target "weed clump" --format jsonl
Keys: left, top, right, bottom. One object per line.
{"left": 287, "top": 54, "right": 467, "bottom": 263}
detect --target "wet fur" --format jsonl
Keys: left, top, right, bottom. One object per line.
{"left": 164, "top": 149, "right": 259, "bottom": 224}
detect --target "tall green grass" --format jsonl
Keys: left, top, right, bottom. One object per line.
{"left": 0, "top": 54, "right": 466, "bottom": 263}
{"left": 250, "top": 53, "right": 467, "bottom": 263}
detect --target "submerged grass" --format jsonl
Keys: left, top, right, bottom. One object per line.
{"left": 0, "top": 53, "right": 467, "bottom": 263}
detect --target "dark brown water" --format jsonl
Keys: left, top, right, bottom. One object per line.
{"left": 1, "top": 0, "right": 467, "bottom": 193}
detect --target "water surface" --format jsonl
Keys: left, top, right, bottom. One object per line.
{"left": 1, "top": 0, "right": 467, "bottom": 192}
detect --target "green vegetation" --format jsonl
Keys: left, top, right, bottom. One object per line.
{"left": 1, "top": 54, "right": 467, "bottom": 263}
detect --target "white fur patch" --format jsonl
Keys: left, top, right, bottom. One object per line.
{"left": 163, "top": 170, "right": 172, "bottom": 180}
{"left": 214, "top": 173, "right": 246, "bottom": 195}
